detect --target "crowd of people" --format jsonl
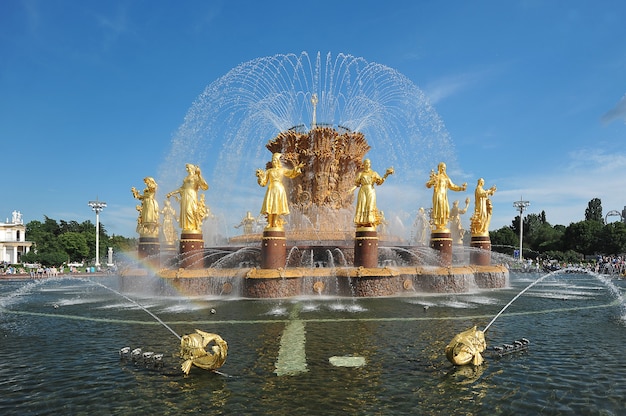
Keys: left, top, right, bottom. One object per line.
{"left": 0, "top": 263, "right": 109, "bottom": 278}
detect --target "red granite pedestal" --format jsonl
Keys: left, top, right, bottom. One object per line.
{"left": 354, "top": 227, "right": 378, "bottom": 268}
{"left": 180, "top": 232, "right": 204, "bottom": 269}
{"left": 138, "top": 237, "right": 160, "bottom": 268}
{"left": 261, "top": 229, "right": 287, "bottom": 269}
{"left": 470, "top": 235, "right": 491, "bottom": 266}
{"left": 430, "top": 230, "right": 452, "bottom": 266}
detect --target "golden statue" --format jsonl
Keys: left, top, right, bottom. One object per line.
{"left": 351, "top": 159, "right": 394, "bottom": 228}
{"left": 235, "top": 211, "right": 256, "bottom": 234}
{"left": 445, "top": 326, "right": 486, "bottom": 366}
{"left": 161, "top": 199, "right": 178, "bottom": 245}
{"left": 450, "top": 198, "right": 470, "bottom": 244}
{"left": 425, "top": 162, "right": 467, "bottom": 231}
{"left": 470, "top": 178, "right": 497, "bottom": 236}
{"left": 166, "top": 163, "right": 209, "bottom": 233}
{"left": 131, "top": 177, "right": 159, "bottom": 238}
{"left": 256, "top": 153, "right": 303, "bottom": 229}
{"left": 179, "top": 329, "right": 228, "bottom": 375}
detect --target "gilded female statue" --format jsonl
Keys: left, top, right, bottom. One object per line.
{"left": 131, "top": 177, "right": 159, "bottom": 238}
{"left": 351, "top": 159, "right": 393, "bottom": 228}
{"left": 450, "top": 198, "right": 470, "bottom": 244}
{"left": 235, "top": 211, "right": 256, "bottom": 235}
{"left": 256, "top": 153, "right": 303, "bottom": 229}
{"left": 166, "top": 163, "right": 209, "bottom": 233}
{"left": 425, "top": 162, "right": 467, "bottom": 231}
{"left": 470, "top": 178, "right": 497, "bottom": 236}
{"left": 413, "top": 207, "right": 431, "bottom": 245}
{"left": 161, "top": 198, "right": 177, "bottom": 245}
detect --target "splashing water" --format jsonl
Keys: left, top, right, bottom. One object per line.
{"left": 157, "top": 52, "right": 457, "bottom": 238}
{"left": 89, "top": 280, "right": 181, "bottom": 340}
{"left": 484, "top": 267, "right": 625, "bottom": 332}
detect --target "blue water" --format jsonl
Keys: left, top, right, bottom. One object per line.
{"left": 1, "top": 272, "right": 625, "bottom": 415}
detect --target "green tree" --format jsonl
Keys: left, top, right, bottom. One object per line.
{"left": 562, "top": 220, "right": 604, "bottom": 255}
{"left": 585, "top": 198, "right": 604, "bottom": 223}
{"left": 23, "top": 217, "right": 135, "bottom": 267}
{"left": 521, "top": 213, "right": 544, "bottom": 252}
{"left": 59, "top": 232, "right": 90, "bottom": 262}
{"left": 490, "top": 226, "right": 518, "bottom": 255}
{"left": 599, "top": 222, "right": 626, "bottom": 255}
{"left": 536, "top": 224, "right": 565, "bottom": 252}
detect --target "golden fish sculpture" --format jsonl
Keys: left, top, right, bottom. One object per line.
{"left": 445, "top": 326, "right": 486, "bottom": 366}
{"left": 179, "top": 329, "right": 228, "bottom": 375}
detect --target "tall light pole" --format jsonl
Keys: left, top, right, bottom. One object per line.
{"left": 88, "top": 199, "right": 107, "bottom": 268}
{"left": 513, "top": 198, "right": 530, "bottom": 262}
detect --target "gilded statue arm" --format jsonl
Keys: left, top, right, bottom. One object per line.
{"left": 256, "top": 169, "right": 268, "bottom": 187}
{"left": 461, "top": 197, "right": 470, "bottom": 214}
{"left": 284, "top": 162, "right": 304, "bottom": 179}
{"left": 348, "top": 172, "right": 361, "bottom": 194}
{"left": 449, "top": 181, "right": 467, "bottom": 192}
{"left": 377, "top": 167, "right": 394, "bottom": 185}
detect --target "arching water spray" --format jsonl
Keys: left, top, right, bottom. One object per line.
{"left": 158, "top": 52, "right": 458, "bottom": 239}
{"left": 89, "top": 280, "right": 181, "bottom": 340}
{"left": 484, "top": 267, "right": 625, "bottom": 332}
{"left": 446, "top": 266, "right": 626, "bottom": 366}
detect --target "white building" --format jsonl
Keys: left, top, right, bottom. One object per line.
{"left": 0, "top": 210, "right": 32, "bottom": 264}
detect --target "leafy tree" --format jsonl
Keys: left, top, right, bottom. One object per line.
{"left": 23, "top": 217, "right": 135, "bottom": 266}
{"left": 599, "top": 222, "right": 626, "bottom": 255}
{"left": 585, "top": 198, "right": 603, "bottom": 223}
{"left": 536, "top": 224, "right": 565, "bottom": 252}
{"left": 58, "top": 232, "right": 90, "bottom": 262}
{"left": 521, "top": 213, "right": 544, "bottom": 251}
{"left": 59, "top": 220, "right": 82, "bottom": 234}
{"left": 562, "top": 220, "right": 604, "bottom": 255}
{"left": 490, "top": 226, "right": 518, "bottom": 255}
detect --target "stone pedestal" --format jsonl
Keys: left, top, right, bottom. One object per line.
{"left": 354, "top": 227, "right": 378, "bottom": 268}
{"left": 180, "top": 232, "right": 204, "bottom": 269}
{"left": 430, "top": 230, "right": 452, "bottom": 266}
{"left": 470, "top": 235, "right": 491, "bottom": 266}
{"left": 261, "top": 229, "right": 286, "bottom": 269}
{"left": 138, "top": 237, "right": 160, "bottom": 268}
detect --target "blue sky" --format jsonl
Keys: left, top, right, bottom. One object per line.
{"left": 2, "top": 0, "right": 626, "bottom": 240}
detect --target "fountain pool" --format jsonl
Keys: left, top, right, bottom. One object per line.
{"left": 1, "top": 271, "right": 625, "bottom": 414}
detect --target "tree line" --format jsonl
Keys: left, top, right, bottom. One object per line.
{"left": 16, "top": 198, "right": 625, "bottom": 267}
{"left": 490, "top": 198, "right": 626, "bottom": 262}
{"left": 20, "top": 216, "right": 135, "bottom": 267}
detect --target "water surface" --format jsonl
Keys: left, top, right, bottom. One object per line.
{"left": 1, "top": 272, "right": 624, "bottom": 415}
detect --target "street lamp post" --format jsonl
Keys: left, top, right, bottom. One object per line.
{"left": 513, "top": 198, "right": 530, "bottom": 263}
{"left": 88, "top": 199, "right": 107, "bottom": 268}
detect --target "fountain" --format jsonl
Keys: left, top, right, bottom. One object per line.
{"left": 2, "top": 53, "right": 625, "bottom": 414}
{"left": 123, "top": 52, "right": 507, "bottom": 298}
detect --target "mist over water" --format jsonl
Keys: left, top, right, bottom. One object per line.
{"left": 157, "top": 52, "right": 457, "bottom": 239}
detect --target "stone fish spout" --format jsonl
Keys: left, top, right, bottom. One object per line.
{"left": 445, "top": 326, "right": 486, "bottom": 366}
{"left": 179, "top": 329, "right": 228, "bottom": 374}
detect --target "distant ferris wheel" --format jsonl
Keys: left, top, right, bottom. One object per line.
{"left": 605, "top": 210, "right": 623, "bottom": 223}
